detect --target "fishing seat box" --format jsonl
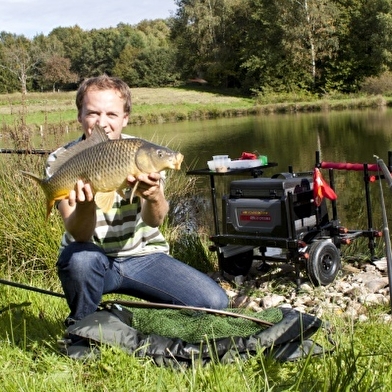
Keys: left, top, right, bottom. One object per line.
{"left": 222, "top": 176, "right": 328, "bottom": 238}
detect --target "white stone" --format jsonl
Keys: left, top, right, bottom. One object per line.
{"left": 359, "top": 293, "right": 388, "bottom": 305}
{"left": 358, "top": 314, "right": 368, "bottom": 322}
{"left": 261, "top": 294, "right": 285, "bottom": 309}
{"left": 365, "top": 277, "right": 389, "bottom": 293}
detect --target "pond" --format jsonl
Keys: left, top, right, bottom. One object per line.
{"left": 125, "top": 108, "right": 392, "bottom": 172}
{"left": 123, "top": 108, "right": 392, "bottom": 238}
{"left": 3, "top": 107, "right": 392, "bottom": 240}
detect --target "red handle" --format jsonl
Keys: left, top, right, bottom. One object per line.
{"left": 320, "top": 161, "right": 380, "bottom": 172}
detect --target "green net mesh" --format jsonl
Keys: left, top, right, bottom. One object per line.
{"left": 130, "top": 307, "right": 283, "bottom": 343}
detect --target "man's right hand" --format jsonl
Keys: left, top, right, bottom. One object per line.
{"left": 68, "top": 180, "right": 95, "bottom": 208}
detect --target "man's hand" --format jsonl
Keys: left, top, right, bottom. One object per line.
{"left": 58, "top": 180, "right": 97, "bottom": 242}
{"left": 68, "top": 180, "right": 95, "bottom": 207}
{"left": 127, "top": 172, "right": 163, "bottom": 201}
{"left": 127, "top": 172, "right": 169, "bottom": 227}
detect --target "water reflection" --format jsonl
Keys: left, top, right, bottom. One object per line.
{"left": 3, "top": 108, "right": 392, "bottom": 237}
{"left": 125, "top": 109, "right": 392, "bottom": 241}
{"left": 124, "top": 108, "right": 392, "bottom": 175}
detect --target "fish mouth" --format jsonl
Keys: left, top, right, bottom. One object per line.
{"left": 173, "top": 153, "right": 184, "bottom": 170}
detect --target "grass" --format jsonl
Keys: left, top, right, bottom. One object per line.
{"left": 2, "top": 285, "right": 392, "bottom": 391}
{"left": 1, "top": 86, "right": 389, "bottom": 129}
{"left": 1, "top": 87, "right": 392, "bottom": 390}
{"left": 0, "top": 87, "right": 255, "bottom": 128}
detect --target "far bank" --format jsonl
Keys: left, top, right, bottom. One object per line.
{"left": 0, "top": 87, "right": 390, "bottom": 129}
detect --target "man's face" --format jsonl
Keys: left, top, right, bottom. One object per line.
{"left": 78, "top": 88, "right": 129, "bottom": 140}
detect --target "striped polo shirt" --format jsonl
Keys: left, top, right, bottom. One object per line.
{"left": 47, "top": 134, "right": 170, "bottom": 257}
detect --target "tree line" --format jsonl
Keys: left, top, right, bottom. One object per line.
{"left": 1, "top": 0, "right": 392, "bottom": 96}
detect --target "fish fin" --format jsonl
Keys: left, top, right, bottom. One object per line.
{"left": 47, "top": 125, "right": 109, "bottom": 174}
{"left": 117, "top": 189, "right": 126, "bottom": 199}
{"left": 21, "top": 171, "right": 55, "bottom": 220}
{"left": 20, "top": 170, "right": 42, "bottom": 184}
{"left": 46, "top": 199, "right": 55, "bottom": 220}
{"left": 95, "top": 191, "right": 116, "bottom": 213}
{"left": 129, "top": 181, "right": 140, "bottom": 204}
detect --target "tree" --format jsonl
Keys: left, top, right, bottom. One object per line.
{"left": 135, "top": 19, "right": 172, "bottom": 47}
{"left": 112, "top": 44, "right": 141, "bottom": 85}
{"left": 324, "top": 0, "right": 392, "bottom": 92}
{"left": 48, "top": 26, "right": 86, "bottom": 75}
{"left": 172, "top": 0, "right": 240, "bottom": 86}
{"left": 114, "top": 21, "right": 178, "bottom": 87}
{"left": 0, "top": 34, "right": 42, "bottom": 94}
{"left": 40, "top": 55, "right": 79, "bottom": 91}
{"left": 73, "top": 28, "right": 131, "bottom": 78}
{"left": 278, "top": 0, "right": 340, "bottom": 89}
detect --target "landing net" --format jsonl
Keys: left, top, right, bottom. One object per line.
{"left": 130, "top": 307, "right": 283, "bottom": 343}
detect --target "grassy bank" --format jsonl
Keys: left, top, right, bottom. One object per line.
{"left": 0, "top": 87, "right": 390, "bottom": 129}
{"left": 1, "top": 88, "right": 392, "bottom": 391}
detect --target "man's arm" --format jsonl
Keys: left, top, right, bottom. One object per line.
{"left": 129, "top": 172, "right": 169, "bottom": 227}
{"left": 58, "top": 180, "right": 96, "bottom": 242}
{"left": 58, "top": 173, "right": 168, "bottom": 240}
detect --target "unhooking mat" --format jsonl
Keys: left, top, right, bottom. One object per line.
{"left": 60, "top": 302, "right": 332, "bottom": 365}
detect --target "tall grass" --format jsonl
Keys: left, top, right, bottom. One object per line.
{"left": 0, "top": 155, "right": 62, "bottom": 284}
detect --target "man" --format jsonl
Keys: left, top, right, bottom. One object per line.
{"left": 50, "top": 75, "right": 228, "bottom": 325}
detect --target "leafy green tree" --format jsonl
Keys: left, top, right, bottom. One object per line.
{"left": 112, "top": 44, "right": 141, "bottom": 85}
{"left": 116, "top": 23, "right": 147, "bottom": 50}
{"left": 240, "top": 0, "right": 340, "bottom": 93}
{"left": 48, "top": 26, "right": 86, "bottom": 75}
{"left": 124, "top": 46, "right": 179, "bottom": 87}
{"left": 114, "top": 21, "right": 178, "bottom": 87}
{"left": 172, "top": 0, "right": 239, "bottom": 86}
{"left": 277, "top": 0, "right": 340, "bottom": 90}
{"left": 73, "top": 28, "right": 123, "bottom": 77}
{"left": 324, "top": 0, "right": 392, "bottom": 92}
{"left": 135, "top": 19, "right": 172, "bottom": 48}
{"left": 239, "top": 0, "right": 291, "bottom": 92}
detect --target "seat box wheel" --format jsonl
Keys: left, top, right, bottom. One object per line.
{"left": 306, "top": 240, "right": 341, "bottom": 286}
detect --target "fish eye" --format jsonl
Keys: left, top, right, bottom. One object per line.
{"left": 157, "top": 150, "right": 164, "bottom": 158}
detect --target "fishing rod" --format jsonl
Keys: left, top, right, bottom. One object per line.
{"left": 0, "top": 278, "right": 274, "bottom": 328}
{"left": 374, "top": 155, "right": 392, "bottom": 312}
{"left": 0, "top": 148, "right": 51, "bottom": 155}
{"left": 0, "top": 278, "right": 65, "bottom": 298}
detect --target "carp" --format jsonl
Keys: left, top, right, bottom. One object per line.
{"left": 22, "top": 125, "right": 184, "bottom": 217}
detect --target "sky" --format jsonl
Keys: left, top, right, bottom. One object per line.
{"left": 0, "top": 0, "right": 178, "bottom": 38}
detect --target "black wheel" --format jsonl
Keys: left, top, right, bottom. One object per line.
{"left": 218, "top": 248, "right": 253, "bottom": 276}
{"left": 306, "top": 240, "right": 341, "bottom": 286}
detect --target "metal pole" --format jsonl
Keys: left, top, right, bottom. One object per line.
{"left": 374, "top": 156, "right": 392, "bottom": 312}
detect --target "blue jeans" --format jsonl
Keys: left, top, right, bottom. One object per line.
{"left": 57, "top": 242, "right": 229, "bottom": 323}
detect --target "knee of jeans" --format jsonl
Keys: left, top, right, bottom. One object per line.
{"left": 201, "top": 289, "right": 229, "bottom": 310}
{"left": 213, "top": 292, "right": 230, "bottom": 309}
{"left": 57, "top": 246, "right": 107, "bottom": 279}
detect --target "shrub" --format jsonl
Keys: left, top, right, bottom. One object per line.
{"left": 361, "top": 71, "right": 392, "bottom": 96}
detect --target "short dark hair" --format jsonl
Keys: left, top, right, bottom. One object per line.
{"left": 76, "top": 75, "right": 132, "bottom": 115}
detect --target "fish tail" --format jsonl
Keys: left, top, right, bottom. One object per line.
{"left": 21, "top": 171, "right": 53, "bottom": 219}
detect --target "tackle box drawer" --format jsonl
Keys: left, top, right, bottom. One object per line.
{"left": 229, "top": 177, "right": 313, "bottom": 200}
